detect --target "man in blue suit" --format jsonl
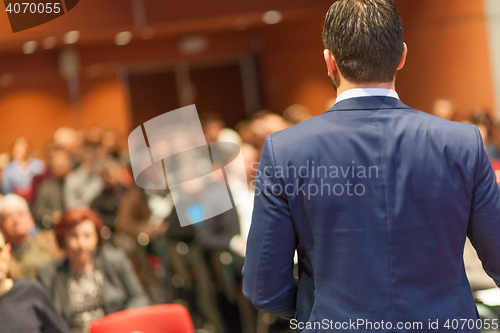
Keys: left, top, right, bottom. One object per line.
{"left": 242, "top": 0, "right": 500, "bottom": 331}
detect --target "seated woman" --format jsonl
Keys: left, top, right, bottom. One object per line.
{"left": 37, "top": 208, "right": 150, "bottom": 333}
{"left": 1, "top": 137, "right": 45, "bottom": 200}
{"left": 0, "top": 229, "right": 70, "bottom": 333}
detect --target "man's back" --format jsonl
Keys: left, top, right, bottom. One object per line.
{"left": 243, "top": 96, "right": 500, "bottom": 332}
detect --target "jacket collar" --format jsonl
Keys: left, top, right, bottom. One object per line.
{"left": 326, "top": 96, "right": 412, "bottom": 113}
{"left": 54, "top": 248, "right": 108, "bottom": 321}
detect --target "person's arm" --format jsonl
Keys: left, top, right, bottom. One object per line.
{"left": 468, "top": 126, "right": 500, "bottom": 288}
{"left": 242, "top": 135, "right": 297, "bottom": 319}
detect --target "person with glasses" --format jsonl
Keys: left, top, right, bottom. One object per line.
{"left": 0, "top": 228, "right": 70, "bottom": 332}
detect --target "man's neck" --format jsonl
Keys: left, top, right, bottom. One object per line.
{"left": 336, "top": 81, "right": 396, "bottom": 97}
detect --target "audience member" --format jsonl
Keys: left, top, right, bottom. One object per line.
{"left": 29, "top": 143, "right": 59, "bottom": 204}
{"left": 115, "top": 186, "right": 170, "bottom": 302}
{"left": 189, "top": 175, "right": 241, "bottom": 332}
{"left": 53, "top": 127, "right": 82, "bottom": 168}
{"left": 33, "top": 149, "right": 73, "bottom": 229}
{"left": 467, "top": 110, "right": 500, "bottom": 161}
{"left": 283, "top": 104, "right": 312, "bottom": 125}
{"left": 0, "top": 228, "right": 70, "bottom": 333}
{"left": 200, "top": 112, "right": 225, "bottom": 144}
{"left": 0, "top": 194, "right": 62, "bottom": 279}
{"left": 64, "top": 147, "right": 104, "bottom": 209}
{"left": 1, "top": 137, "right": 45, "bottom": 200}
{"left": 84, "top": 127, "right": 104, "bottom": 149}
{"left": 90, "top": 160, "right": 127, "bottom": 240}
{"left": 235, "top": 120, "right": 253, "bottom": 145}
{"left": 217, "top": 128, "right": 243, "bottom": 146}
{"left": 115, "top": 186, "right": 169, "bottom": 244}
{"left": 97, "top": 130, "right": 128, "bottom": 163}
{"left": 37, "top": 208, "right": 150, "bottom": 333}
{"left": 248, "top": 112, "right": 290, "bottom": 151}
{"left": 432, "top": 98, "right": 456, "bottom": 121}
{"left": 230, "top": 144, "right": 260, "bottom": 258}
{"left": 3, "top": 100, "right": 497, "bottom": 333}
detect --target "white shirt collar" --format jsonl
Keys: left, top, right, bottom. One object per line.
{"left": 335, "top": 88, "right": 400, "bottom": 104}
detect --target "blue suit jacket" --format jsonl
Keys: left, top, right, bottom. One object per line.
{"left": 242, "top": 96, "right": 500, "bottom": 332}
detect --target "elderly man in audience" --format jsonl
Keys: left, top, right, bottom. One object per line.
{"left": 0, "top": 194, "right": 62, "bottom": 279}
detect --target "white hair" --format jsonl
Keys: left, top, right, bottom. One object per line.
{"left": 0, "top": 194, "right": 30, "bottom": 216}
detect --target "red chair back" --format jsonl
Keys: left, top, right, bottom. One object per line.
{"left": 89, "top": 304, "right": 195, "bottom": 333}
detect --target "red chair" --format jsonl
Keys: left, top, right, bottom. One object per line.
{"left": 89, "top": 304, "right": 195, "bottom": 333}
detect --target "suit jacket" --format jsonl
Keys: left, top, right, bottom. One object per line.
{"left": 37, "top": 245, "right": 150, "bottom": 324}
{"left": 242, "top": 96, "right": 500, "bottom": 332}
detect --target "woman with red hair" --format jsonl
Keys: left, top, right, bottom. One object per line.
{"left": 37, "top": 208, "right": 150, "bottom": 333}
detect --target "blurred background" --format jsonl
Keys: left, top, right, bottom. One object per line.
{"left": 0, "top": 0, "right": 498, "bottom": 153}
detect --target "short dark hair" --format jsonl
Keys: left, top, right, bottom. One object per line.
{"left": 322, "top": 0, "right": 404, "bottom": 83}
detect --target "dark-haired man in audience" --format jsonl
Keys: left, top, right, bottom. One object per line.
{"left": 91, "top": 159, "right": 128, "bottom": 240}
{"left": 33, "top": 148, "right": 73, "bottom": 229}
{"left": 0, "top": 194, "right": 62, "bottom": 279}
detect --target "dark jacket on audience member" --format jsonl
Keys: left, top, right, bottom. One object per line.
{"left": 91, "top": 184, "right": 127, "bottom": 232}
{"left": 37, "top": 245, "right": 150, "bottom": 323}
{"left": 33, "top": 178, "right": 66, "bottom": 228}
{"left": 0, "top": 279, "right": 70, "bottom": 333}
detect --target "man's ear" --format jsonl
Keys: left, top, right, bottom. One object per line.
{"left": 323, "top": 49, "right": 337, "bottom": 77}
{"left": 397, "top": 43, "right": 408, "bottom": 71}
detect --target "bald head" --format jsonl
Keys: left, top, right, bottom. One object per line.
{"left": 0, "top": 194, "right": 35, "bottom": 246}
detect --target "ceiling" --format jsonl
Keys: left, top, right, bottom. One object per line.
{"left": 0, "top": 0, "right": 334, "bottom": 55}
